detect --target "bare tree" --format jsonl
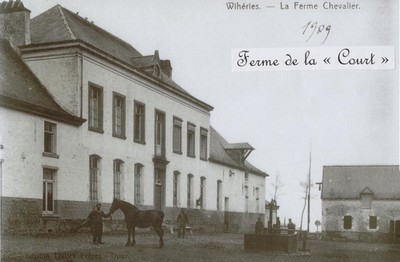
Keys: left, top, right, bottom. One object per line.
{"left": 299, "top": 180, "right": 313, "bottom": 232}
{"left": 270, "top": 173, "right": 285, "bottom": 202}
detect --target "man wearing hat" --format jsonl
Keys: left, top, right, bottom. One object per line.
{"left": 85, "top": 203, "right": 110, "bottom": 244}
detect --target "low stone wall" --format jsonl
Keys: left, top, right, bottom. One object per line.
{"left": 244, "top": 233, "right": 298, "bottom": 253}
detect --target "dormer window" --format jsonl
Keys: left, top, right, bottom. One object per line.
{"left": 153, "top": 64, "right": 161, "bottom": 78}
{"left": 360, "top": 187, "right": 374, "bottom": 209}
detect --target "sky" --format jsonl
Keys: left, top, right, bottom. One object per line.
{"left": 22, "top": 0, "right": 399, "bottom": 231}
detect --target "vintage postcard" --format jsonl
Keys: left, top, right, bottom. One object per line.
{"left": 0, "top": 0, "right": 398, "bottom": 261}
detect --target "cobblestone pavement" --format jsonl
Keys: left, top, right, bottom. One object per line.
{"left": 1, "top": 232, "right": 399, "bottom": 262}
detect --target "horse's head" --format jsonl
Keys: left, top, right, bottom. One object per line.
{"left": 108, "top": 198, "right": 121, "bottom": 215}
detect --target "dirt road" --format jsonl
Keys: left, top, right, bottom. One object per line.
{"left": 2, "top": 232, "right": 399, "bottom": 261}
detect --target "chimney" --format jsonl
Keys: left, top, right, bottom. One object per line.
{"left": 0, "top": 0, "right": 31, "bottom": 46}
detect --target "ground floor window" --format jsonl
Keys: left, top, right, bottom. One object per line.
{"left": 43, "top": 168, "right": 56, "bottom": 214}
{"left": 344, "top": 215, "right": 352, "bottom": 229}
{"left": 369, "top": 216, "right": 377, "bottom": 229}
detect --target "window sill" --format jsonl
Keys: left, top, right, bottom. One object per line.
{"left": 200, "top": 157, "right": 208, "bottom": 161}
{"left": 173, "top": 151, "right": 182, "bottom": 155}
{"left": 42, "top": 152, "right": 59, "bottom": 159}
{"left": 42, "top": 213, "right": 59, "bottom": 218}
{"left": 134, "top": 139, "right": 146, "bottom": 145}
{"left": 112, "top": 134, "right": 127, "bottom": 140}
{"left": 187, "top": 155, "right": 196, "bottom": 159}
{"left": 89, "top": 128, "right": 104, "bottom": 134}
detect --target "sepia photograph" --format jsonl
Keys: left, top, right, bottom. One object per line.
{"left": 0, "top": 0, "right": 399, "bottom": 261}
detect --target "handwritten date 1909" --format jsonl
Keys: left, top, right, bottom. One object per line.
{"left": 302, "top": 21, "right": 331, "bottom": 45}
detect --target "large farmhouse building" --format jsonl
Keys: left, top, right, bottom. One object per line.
{"left": 320, "top": 165, "right": 400, "bottom": 243}
{"left": 0, "top": 1, "right": 268, "bottom": 234}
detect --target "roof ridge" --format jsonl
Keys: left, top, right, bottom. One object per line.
{"left": 57, "top": 5, "right": 76, "bottom": 40}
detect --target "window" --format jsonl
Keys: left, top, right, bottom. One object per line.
{"left": 200, "top": 128, "right": 208, "bottom": 160}
{"left": 369, "top": 216, "right": 377, "bottom": 229}
{"left": 88, "top": 84, "right": 103, "bottom": 132}
{"left": 187, "top": 123, "right": 196, "bottom": 157}
{"left": 187, "top": 174, "right": 193, "bottom": 208}
{"left": 173, "top": 117, "right": 182, "bottom": 154}
{"left": 44, "top": 121, "right": 57, "bottom": 155}
{"left": 361, "top": 193, "right": 372, "bottom": 209}
{"left": 43, "top": 168, "right": 56, "bottom": 214}
{"left": 89, "top": 155, "right": 101, "bottom": 201}
{"left": 255, "top": 187, "right": 260, "bottom": 213}
{"left": 217, "top": 180, "right": 222, "bottom": 211}
{"left": 199, "top": 176, "right": 206, "bottom": 209}
{"left": 244, "top": 185, "right": 249, "bottom": 213}
{"left": 113, "top": 160, "right": 123, "bottom": 199}
{"left": 134, "top": 163, "right": 143, "bottom": 205}
{"left": 113, "top": 92, "right": 126, "bottom": 138}
{"left": 344, "top": 215, "right": 352, "bottom": 230}
{"left": 155, "top": 110, "right": 165, "bottom": 157}
{"left": 173, "top": 171, "right": 180, "bottom": 207}
{"left": 245, "top": 171, "right": 249, "bottom": 181}
{"left": 134, "top": 101, "right": 145, "bottom": 143}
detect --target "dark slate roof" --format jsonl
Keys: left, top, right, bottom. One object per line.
{"left": 0, "top": 39, "right": 85, "bottom": 125}
{"left": 29, "top": 5, "right": 196, "bottom": 99}
{"left": 321, "top": 165, "right": 400, "bottom": 200}
{"left": 210, "top": 126, "right": 268, "bottom": 177}
{"left": 30, "top": 5, "right": 141, "bottom": 58}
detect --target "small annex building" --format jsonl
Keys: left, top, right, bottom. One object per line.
{"left": 320, "top": 165, "right": 400, "bottom": 242}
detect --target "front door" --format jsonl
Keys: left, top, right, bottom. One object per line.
{"left": 154, "top": 168, "right": 165, "bottom": 211}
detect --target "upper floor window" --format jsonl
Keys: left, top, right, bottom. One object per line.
{"left": 44, "top": 121, "right": 57, "bottom": 155}
{"left": 173, "top": 117, "right": 182, "bottom": 154}
{"left": 89, "top": 155, "right": 101, "bottom": 202}
{"left": 113, "top": 160, "right": 124, "bottom": 199}
{"left": 113, "top": 92, "right": 126, "bottom": 138}
{"left": 187, "top": 123, "right": 196, "bottom": 158}
{"left": 134, "top": 101, "right": 145, "bottom": 143}
{"left": 134, "top": 163, "right": 143, "bottom": 205}
{"left": 43, "top": 168, "right": 56, "bottom": 214}
{"left": 88, "top": 83, "right": 103, "bottom": 132}
{"left": 200, "top": 128, "right": 208, "bottom": 160}
{"left": 155, "top": 110, "right": 165, "bottom": 157}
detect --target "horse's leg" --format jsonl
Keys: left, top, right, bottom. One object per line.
{"left": 125, "top": 226, "right": 131, "bottom": 246}
{"left": 153, "top": 225, "right": 164, "bottom": 248}
{"left": 131, "top": 226, "right": 136, "bottom": 246}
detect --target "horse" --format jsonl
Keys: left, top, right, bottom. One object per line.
{"left": 107, "top": 198, "right": 165, "bottom": 248}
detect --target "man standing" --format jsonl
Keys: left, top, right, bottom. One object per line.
{"left": 84, "top": 203, "right": 110, "bottom": 244}
{"left": 288, "top": 218, "right": 296, "bottom": 235}
{"left": 255, "top": 217, "right": 264, "bottom": 234}
{"left": 176, "top": 208, "right": 189, "bottom": 238}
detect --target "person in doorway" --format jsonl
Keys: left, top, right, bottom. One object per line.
{"left": 176, "top": 208, "right": 189, "bottom": 238}
{"left": 83, "top": 203, "right": 110, "bottom": 244}
{"left": 288, "top": 218, "right": 296, "bottom": 235}
{"left": 255, "top": 217, "right": 264, "bottom": 234}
